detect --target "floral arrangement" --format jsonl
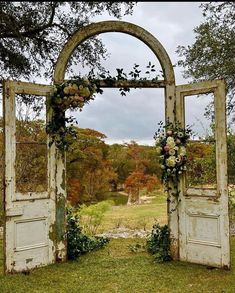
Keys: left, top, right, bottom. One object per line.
{"left": 154, "top": 120, "right": 192, "bottom": 185}
{"left": 46, "top": 76, "right": 102, "bottom": 151}
{"left": 50, "top": 77, "right": 101, "bottom": 112}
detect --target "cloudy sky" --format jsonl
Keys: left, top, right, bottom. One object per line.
{"left": 10, "top": 2, "right": 220, "bottom": 145}
{"left": 66, "top": 1, "right": 216, "bottom": 146}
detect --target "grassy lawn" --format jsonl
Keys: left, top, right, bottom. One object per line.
{"left": 98, "top": 190, "right": 167, "bottom": 233}
{"left": 0, "top": 237, "right": 234, "bottom": 293}
{"left": 0, "top": 189, "right": 234, "bottom": 292}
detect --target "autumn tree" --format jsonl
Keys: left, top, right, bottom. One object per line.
{"left": 126, "top": 140, "right": 144, "bottom": 170}
{"left": 186, "top": 141, "right": 216, "bottom": 187}
{"left": 125, "top": 170, "right": 159, "bottom": 205}
{"left": 107, "top": 143, "right": 136, "bottom": 190}
{"left": 107, "top": 142, "right": 161, "bottom": 193}
{"left": 0, "top": 2, "right": 136, "bottom": 80}
{"left": 177, "top": 2, "right": 235, "bottom": 121}
{"left": 15, "top": 119, "right": 48, "bottom": 193}
{"left": 66, "top": 127, "right": 117, "bottom": 204}
{"left": 123, "top": 141, "right": 160, "bottom": 204}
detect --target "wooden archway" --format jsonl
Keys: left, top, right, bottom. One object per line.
{"left": 2, "top": 20, "right": 229, "bottom": 273}
{"left": 53, "top": 20, "right": 179, "bottom": 261}
{"left": 53, "top": 21, "right": 175, "bottom": 84}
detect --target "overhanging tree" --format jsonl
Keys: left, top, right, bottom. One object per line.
{"left": 177, "top": 2, "right": 235, "bottom": 121}
{"left": 0, "top": 1, "right": 136, "bottom": 80}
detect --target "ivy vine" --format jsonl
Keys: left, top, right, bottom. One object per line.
{"left": 146, "top": 222, "right": 172, "bottom": 263}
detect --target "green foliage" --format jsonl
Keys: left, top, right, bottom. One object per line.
{"left": 46, "top": 77, "right": 102, "bottom": 151}
{"left": 146, "top": 223, "right": 172, "bottom": 263}
{"left": 227, "top": 131, "right": 235, "bottom": 184}
{"left": 128, "top": 242, "right": 146, "bottom": 253}
{"left": 1, "top": 2, "right": 136, "bottom": 80}
{"left": 66, "top": 207, "right": 109, "bottom": 260}
{"left": 78, "top": 200, "right": 113, "bottom": 235}
{"left": 108, "top": 143, "right": 134, "bottom": 185}
{"left": 177, "top": 2, "right": 235, "bottom": 120}
{"left": 186, "top": 141, "right": 216, "bottom": 187}
{"left": 229, "top": 187, "right": 235, "bottom": 223}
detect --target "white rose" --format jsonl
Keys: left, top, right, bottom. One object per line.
{"left": 166, "top": 156, "right": 176, "bottom": 167}
{"left": 166, "top": 137, "right": 174, "bottom": 144}
{"left": 166, "top": 137, "right": 175, "bottom": 149}
{"left": 169, "top": 149, "right": 175, "bottom": 156}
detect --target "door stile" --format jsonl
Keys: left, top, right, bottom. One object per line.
{"left": 3, "top": 80, "right": 16, "bottom": 273}
{"left": 214, "top": 82, "right": 230, "bottom": 268}
{"left": 165, "top": 83, "right": 180, "bottom": 259}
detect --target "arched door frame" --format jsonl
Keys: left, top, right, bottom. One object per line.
{"left": 2, "top": 20, "right": 229, "bottom": 272}
{"left": 53, "top": 20, "right": 178, "bottom": 261}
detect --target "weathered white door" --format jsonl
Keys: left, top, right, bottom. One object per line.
{"left": 177, "top": 80, "right": 230, "bottom": 268}
{"left": 3, "top": 80, "right": 56, "bottom": 273}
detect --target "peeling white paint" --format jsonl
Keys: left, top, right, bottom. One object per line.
{"left": 2, "top": 22, "right": 230, "bottom": 273}
{"left": 176, "top": 80, "right": 230, "bottom": 269}
{"left": 3, "top": 81, "right": 56, "bottom": 273}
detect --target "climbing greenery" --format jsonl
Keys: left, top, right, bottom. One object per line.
{"left": 66, "top": 207, "right": 109, "bottom": 260}
{"left": 146, "top": 223, "right": 172, "bottom": 263}
{"left": 46, "top": 62, "right": 160, "bottom": 151}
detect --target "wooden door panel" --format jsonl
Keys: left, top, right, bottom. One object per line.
{"left": 176, "top": 80, "right": 230, "bottom": 269}
{"left": 3, "top": 80, "right": 56, "bottom": 273}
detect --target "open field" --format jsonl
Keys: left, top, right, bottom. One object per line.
{"left": 98, "top": 191, "right": 167, "bottom": 234}
{"left": 0, "top": 238, "right": 235, "bottom": 293}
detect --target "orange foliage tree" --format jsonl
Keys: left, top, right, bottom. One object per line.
{"left": 67, "top": 127, "right": 117, "bottom": 204}
{"left": 186, "top": 141, "right": 216, "bottom": 187}
{"left": 124, "top": 141, "right": 160, "bottom": 205}
{"left": 125, "top": 170, "right": 159, "bottom": 205}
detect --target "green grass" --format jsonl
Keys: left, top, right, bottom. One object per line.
{"left": 0, "top": 238, "right": 235, "bottom": 293}
{"left": 0, "top": 189, "right": 234, "bottom": 292}
{"left": 98, "top": 191, "right": 167, "bottom": 233}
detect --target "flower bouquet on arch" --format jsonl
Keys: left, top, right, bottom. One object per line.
{"left": 154, "top": 120, "right": 193, "bottom": 186}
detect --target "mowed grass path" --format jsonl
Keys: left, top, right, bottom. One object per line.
{"left": 0, "top": 238, "right": 235, "bottom": 293}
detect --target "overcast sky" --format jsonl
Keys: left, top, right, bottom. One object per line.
{"left": 8, "top": 2, "right": 221, "bottom": 145}
{"left": 66, "top": 1, "right": 217, "bottom": 145}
